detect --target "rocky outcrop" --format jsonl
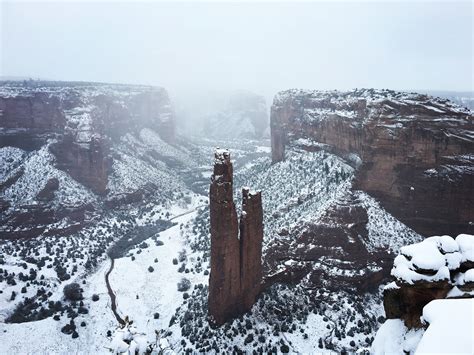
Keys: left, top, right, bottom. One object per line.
{"left": 36, "top": 177, "right": 59, "bottom": 202}
{"left": 383, "top": 234, "right": 474, "bottom": 328}
{"left": 263, "top": 192, "right": 394, "bottom": 294}
{"left": 270, "top": 89, "right": 474, "bottom": 236}
{"left": 208, "top": 149, "right": 263, "bottom": 325}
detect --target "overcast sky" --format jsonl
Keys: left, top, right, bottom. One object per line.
{"left": 1, "top": 0, "right": 472, "bottom": 101}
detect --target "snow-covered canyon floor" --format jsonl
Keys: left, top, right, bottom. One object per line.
{"left": 0, "top": 197, "right": 207, "bottom": 354}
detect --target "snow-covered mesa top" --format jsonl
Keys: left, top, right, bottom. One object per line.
{"left": 391, "top": 234, "right": 474, "bottom": 285}
{"left": 272, "top": 88, "right": 472, "bottom": 128}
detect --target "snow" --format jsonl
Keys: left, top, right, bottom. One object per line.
{"left": 447, "top": 286, "right": 474, "bottom": 298}
{"left": 416, "top": 298, "right": 474, "bottom": 355}
{"left": 1, "top": 142, "right": 96, "bottom": 207}
{"left": 454, "top": 269, "right": 474, "bottom": 286}
{"left": 464, "top": 269, "right": 474, "bottom": 283}
{"left": 384, "top": 281, "right": 400, "bottom": 290}
{"left": 371, "top": 319, "right": 423, "bottom": 355}
{"left": 391, "top": 255, "right": 450, "bottom": 285}
{"left": 255, "top": 145, "right": 271, "bottom": 153}
{"left": 401, "top": 240, "right": 446, "bottom": 271}
{"left": 392, "top": 235, "right": 472, "bottom": 284}
{"left": 456, "top": 234, "right": 474, "bottom": 263}
{"left": 358, "top": 192, "right": 422, "bottom": 253}
{"left": 273, "top": 88, "right": 472, "bottom": 130}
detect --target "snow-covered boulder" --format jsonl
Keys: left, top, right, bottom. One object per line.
{"left": 383, "top": 234, "right": 474, "bottom": 328}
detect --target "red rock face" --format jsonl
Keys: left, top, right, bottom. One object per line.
{"left": 208, "top": 150, "right": 264, "bottom": 326}
{"left": 240, "top": 188, "right": 264, "bottom": 311}
{"left": 0, "top": 82, "right": 176, "bottom": 239}
{"left": 208, "top": 150, "right": 241, "bottom": 325}
{"left": 270, "top": 89, "right": 474, "bottom": 236}
{"left": 0, "top": 93, "right": 66, "bottom": 130}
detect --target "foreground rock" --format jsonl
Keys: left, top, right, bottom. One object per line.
{"left": 383, "top": 234, "right": 474, "bottom": 328}
{"left": 208, "top": 149, "right": 263, "bottom": 325}
{"left": 271, "top": 89, "right": 474, "bottom": 236}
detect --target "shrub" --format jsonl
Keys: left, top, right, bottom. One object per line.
{"left": 92, "top": 294, "right": 99, "bottom": 302}
{"left": 177, "top": 278, "right": 191, "bottom": 292}
{"left": 63, "top": 283, "right": 83, "bottom": 301}
{"left": 280, "top": 344, "right": 290, "bottom": 353}
{"left": 148, "top": 266, "right": 154, "bottom": 273}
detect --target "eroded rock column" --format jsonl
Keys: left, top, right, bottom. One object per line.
{"left": 208, "top": 150, "right": 264, "bottom": 326}
{"left": 208, "top": 150, "right": 241, "bottom": 325}
{"left": 240, "top": 188, "right": 264, "bottom": 311}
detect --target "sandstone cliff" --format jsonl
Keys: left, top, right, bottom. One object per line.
{"left": 0, "top": 81, "right": 177, "bottom": 238}
{"left": 209, "top": 149, "right": 263, "bottom": 325}
{"left": 270, "top": 89, "right": 474, "bottom": 236}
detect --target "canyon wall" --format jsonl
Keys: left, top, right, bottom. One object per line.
{"left": 270, "top": 89, "right": 474, "bottom": 236}
{"left": 0, "top": 82, "right": 175, "bottom": 194}
{"left": 0, "top": 81, "right": 176, "bottom": 238}
{"left": 208, "top": 150, "right": 263, "bottom": 325}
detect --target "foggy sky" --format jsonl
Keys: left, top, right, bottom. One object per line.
{"left": 1, "top": 0, "right": 472, "bottom": 101}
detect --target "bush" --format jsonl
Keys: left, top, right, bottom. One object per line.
{"left": 280, "top": 344, "right": 290, "bottom": 353}
{"left": 177, "top": 278, "right": 191, "bottom": 292}
{"left": 63, "top": 283, "right": 83, "bottom": 301}
{"left": 92, "top": 294, "right": 99, "bottom": 302}
{"left": 148, "top": 266, "right": 154, "bottom": 273}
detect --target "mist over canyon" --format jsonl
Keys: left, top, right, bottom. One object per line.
{"left": 0, "top": 0, "right": 473, "bottom": 354}
{"left": 0, "top": 79, "right": 472, "bottom": 354}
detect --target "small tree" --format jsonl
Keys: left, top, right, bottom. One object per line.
{"left": 177, "top": 278, "right": 191, "bottom": 292}
{"left": 63, "top": 283, "right": 83, "bottom": 301}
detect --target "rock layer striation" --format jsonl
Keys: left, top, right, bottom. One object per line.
{"left": 271, "top": 89, "right": 474, "bottom": 236}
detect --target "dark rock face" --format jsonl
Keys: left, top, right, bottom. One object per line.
{"left": 270, "top": 89, "right": 474, "bottom": 236}
{"left": 208, "top": 150, "right": 263, "bottom": 325}
{"left": 383, "top": 281, "right": 451, "bottom": 328}
{"left": 36, "top": 178, "right": 59, "bottom": 202}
